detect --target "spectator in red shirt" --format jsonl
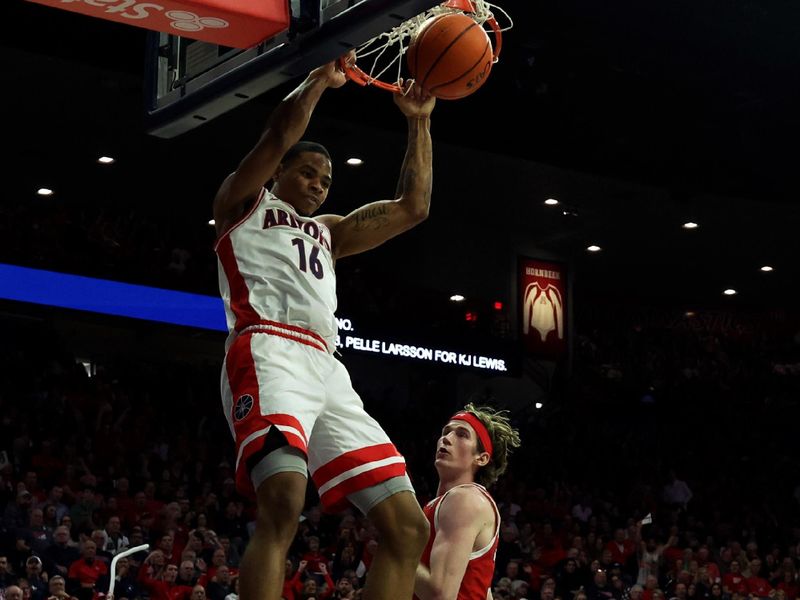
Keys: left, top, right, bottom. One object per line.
{"left": 67, "top": 541, "right": 108, "bottom": 600}
{"left": 138, "top": 562, "right": 193, "bottom": 600}
{"left": 662, "top": 527, "right": 684, "bottom": 573}
{"left": 282, "top": 559, "right": 304, "bottom": 600}
{"left": 724, "top": 561, "right": 749, "bottom": 596}
{"left": 282, "top": 560, "right": 336, "bottom": 600}
{"left": 606, "top": 529, "right": 637, "bottom": 566}
{"left": 776, "top": 568, "right": 799, "bottom": 600}
{"left": 538, "top": 524, "right": 567, "bottom": 572}
{"left": 719, "top": 548, "right": 734, "bottom": 576}
{"left": 157, "top": 534, "right": 179, "bottom": 566}
{"left": 696, "top": 547, "right": 721, "bottom": 584}
{"left": 522, "top": 549, "right": 547, "bottom": 594}
{"left": 301, "top": 537, "right": 328, "bottom": 577}
{"left": 298, "top": 566, "right": 335, "bottom": 600}
{"left": 641, "top": 574, "right": 659, "bottom": 600}
{"left": 746, "top": 559, "right": 773, "bottom": 598}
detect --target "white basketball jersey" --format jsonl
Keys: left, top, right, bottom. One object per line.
{"left": 215, "top": 189, "right": 338, "bottom": 351}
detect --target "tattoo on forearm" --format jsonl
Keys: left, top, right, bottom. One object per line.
{"left": 401, "top": 166, "right": 432, "bottom": 208}
{"left": 354, "top": 205, "right": 391, "bottom": 231}
{"left": 402, "top": 167, "right": 417, "bottom": 195}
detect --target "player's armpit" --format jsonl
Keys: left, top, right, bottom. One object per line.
{"left": 213, "top": 134, "right": 288, "bottom": 236}
{"left": 315, "top": 213, "right": 344, "bottom": 228}
{"left": 323, "top": 199, "right": 427, "bottom": 259}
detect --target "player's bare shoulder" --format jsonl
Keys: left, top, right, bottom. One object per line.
{"left": 440, "top": 485, "right": 495, "bottom": 528}
{"left": 447, "top": 486, "right": 498, "bottom": 553}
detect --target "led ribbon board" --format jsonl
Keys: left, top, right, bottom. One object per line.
{"left": 0, "top": 264, "right": 509, "bottom": 372}
{"left": 0, "top": 263, "right": 227, "bottom": 331}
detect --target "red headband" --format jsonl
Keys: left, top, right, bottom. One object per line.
{"left": 451, "top": 411, "right": 493, "bottom": 458}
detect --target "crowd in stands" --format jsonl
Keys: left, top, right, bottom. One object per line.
{"left": 1, "top": 271, "right": 800, "bottom": 600}
{"left": 0, "top": 202, "right": 217, "bottom": 296}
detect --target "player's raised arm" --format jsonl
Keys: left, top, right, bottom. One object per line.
{"left": 319, "top": 80, "right": 435, "bottom": 259}
{"left": 213, "top": 58, "right": 349, "bottom": 235}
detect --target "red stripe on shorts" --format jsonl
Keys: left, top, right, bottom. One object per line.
{"left": 319, "top": 462, "right": 408, "bottom": 514}
{"left": 226, "top": 337, "right": 310, "bottom": 499}
{"left": 311, "top": 443, "right": 402, "bottom": 490}
{"left": 216, "top": 236, "right": 261, "bottom": 331}
{"left": 225, "top": 334, "right": 261, "bottom": 498}
{"left": 268, "top": 413, "right": 310, "bottom": 446}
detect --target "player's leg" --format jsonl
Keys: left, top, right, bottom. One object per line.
{"left": 307, "top": 360, "right": 429, "bottom": 600}
{"left": 222, "top": 333, "right": 326, "bottom": 600}
{"left": 239, "top": 438, "right": 307, "bottom": 600}
{"left": 357, "top": 486, "right": 429, "bottom": 600}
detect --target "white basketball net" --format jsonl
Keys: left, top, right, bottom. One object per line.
{"left": 351, "top": 0, "right": 513, "bottom": 90}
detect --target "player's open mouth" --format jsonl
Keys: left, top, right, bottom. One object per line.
{"left": 437, "top": 448, "right": 449, "bottom": 456}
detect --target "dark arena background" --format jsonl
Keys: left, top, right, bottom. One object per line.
{"left": 1, "top": 1, "right": 800, "bottom": 600}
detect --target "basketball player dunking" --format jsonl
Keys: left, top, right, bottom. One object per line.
{"left": 213, "top": 55, "right": 435, "bottom": 600}
{"left": 414, "top": 405, "right": 521, "bottom": 600}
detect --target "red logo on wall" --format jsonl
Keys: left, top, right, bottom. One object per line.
{"left": 519, "top": 258, "right": 567, "bottom": 359}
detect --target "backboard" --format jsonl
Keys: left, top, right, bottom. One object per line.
{"left": 145, "top": 0, "right": 442, "bottom": 138}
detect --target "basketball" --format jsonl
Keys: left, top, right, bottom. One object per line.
{"left": 407, "top": 13, "right": 494, "bottom": 100}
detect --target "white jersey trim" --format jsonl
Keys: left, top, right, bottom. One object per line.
{"left": 433, "top": 483, "right": 499, "bottom": 560}
{"left": 213, "top": 187, "right": 267, "bottom": 251}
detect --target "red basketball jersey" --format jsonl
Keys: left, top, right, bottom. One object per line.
{"left": 416, "top": 483, "right": 499, "bottom": 600}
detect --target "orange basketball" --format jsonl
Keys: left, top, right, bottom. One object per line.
{"left": 407, "top": 13, "right": 493, "bottom": 100}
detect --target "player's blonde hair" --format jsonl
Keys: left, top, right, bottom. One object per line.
{"left": 463, "top": 402, "right": 521, "bottom": 488}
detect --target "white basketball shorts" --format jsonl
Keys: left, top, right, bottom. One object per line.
{"left": 221, "top": 323, "right": 409, "bottom": 513}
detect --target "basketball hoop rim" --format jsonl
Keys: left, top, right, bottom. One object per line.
{"left": 337, "top": 0, "right": 505, "bottom": 94}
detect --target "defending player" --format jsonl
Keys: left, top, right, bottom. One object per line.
{"left": 414, "top": 404, "right": 521, "bottom": 600}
